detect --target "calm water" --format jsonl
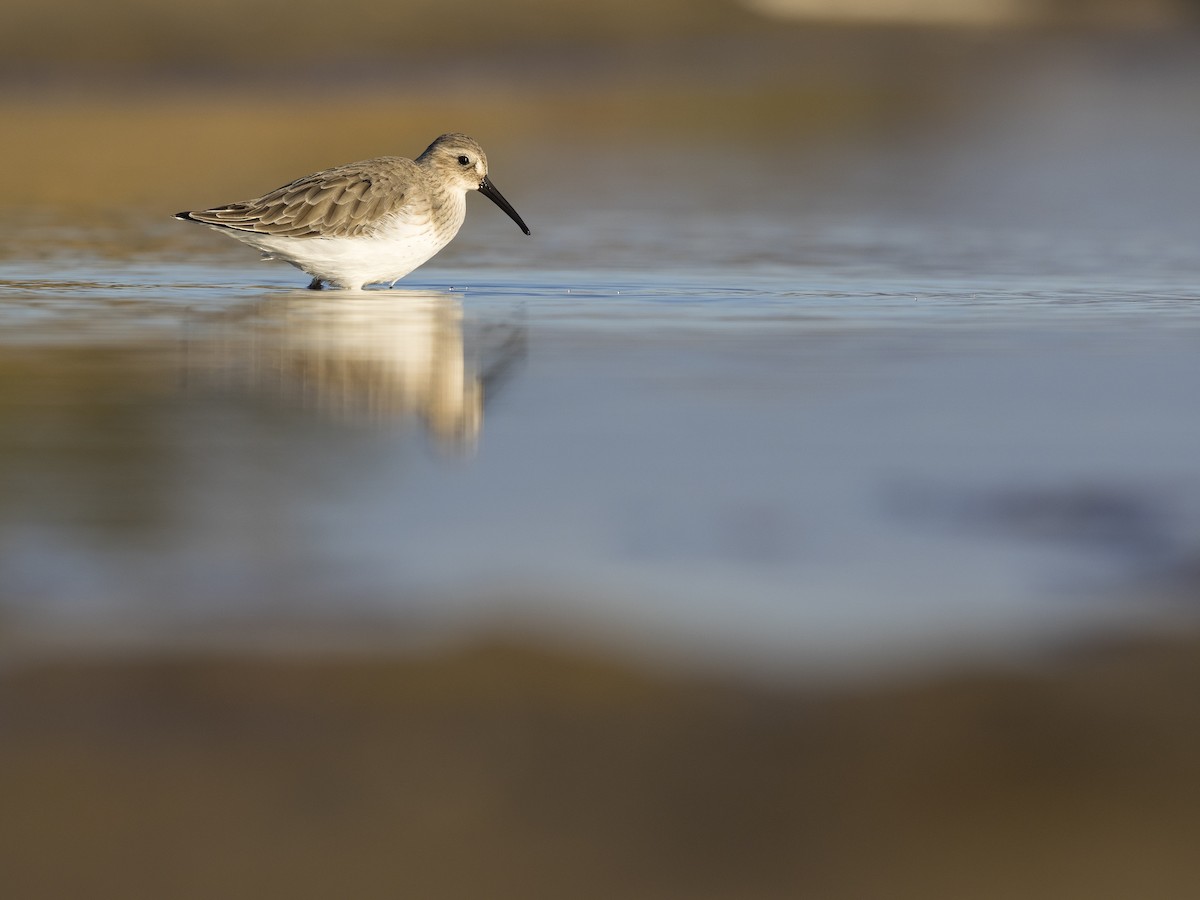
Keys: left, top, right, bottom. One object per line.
{"left": 4, "top": 47, "right": 1200, "bottom": 673}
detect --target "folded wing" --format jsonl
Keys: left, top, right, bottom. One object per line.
{"left": 178, "top": 157, "right": 424, "bottom": 238}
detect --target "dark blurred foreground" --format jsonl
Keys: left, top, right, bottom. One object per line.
{"left": 2, "top": 635, "right": 1199, "bottom": 899}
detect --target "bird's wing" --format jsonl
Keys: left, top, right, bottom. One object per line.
{"left": 179, "top": 157, "right": 428, "bottom": 238}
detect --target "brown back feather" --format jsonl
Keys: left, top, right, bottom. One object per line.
{"left": 183, "top": 157, "right": 425, "bottom": 238}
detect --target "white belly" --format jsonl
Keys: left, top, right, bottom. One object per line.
{"left": 223, "top": 203, "right": 466, "bottom": 290}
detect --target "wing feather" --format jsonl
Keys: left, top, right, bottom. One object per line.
{"left": 181, "top": 157, "right": 423, "bottom": 238}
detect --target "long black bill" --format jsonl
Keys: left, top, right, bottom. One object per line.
{"left": 478, "top": 176, "right": 531, "bottom": 235}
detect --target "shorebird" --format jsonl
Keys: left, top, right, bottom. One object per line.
{"left": 176, "top": 133, "right": 530, "bottom": 290}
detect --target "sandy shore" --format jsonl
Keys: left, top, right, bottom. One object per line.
{"left": 2, "top": 634, "right": 1198, "bottom": 899}
{"left": 0, "top": 28, "right": 1062, "bottom": 214}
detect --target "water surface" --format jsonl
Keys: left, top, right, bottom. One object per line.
{"left": 4, "top": 41, "right": 1200, "bottom": 673}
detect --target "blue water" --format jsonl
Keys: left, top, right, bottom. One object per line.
{"left": 4, "top": 42, "right": 1200, "bottom": 674}
{"left": 2, "top": 220, "right": 1199, "bottom": 675}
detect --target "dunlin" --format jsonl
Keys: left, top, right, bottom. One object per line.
{"left": 176, "top": 133, "right": 530, "bottom": 290}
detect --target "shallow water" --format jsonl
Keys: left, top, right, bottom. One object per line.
{"left": 5, "top": 39, "right": 1200, "bottom": 673}
{"left": 3, "top": 211, "right": 1199, "bottom": 675}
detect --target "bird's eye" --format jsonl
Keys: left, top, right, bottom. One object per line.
{"left": 457, "top": 155, "right": 471, "bottom": 166}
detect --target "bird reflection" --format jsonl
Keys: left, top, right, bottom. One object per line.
{"left": 190, "top": 290, "right": 524, "bottom": 450}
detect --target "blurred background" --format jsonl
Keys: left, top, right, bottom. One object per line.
{"left": 1, "top": 0, "right": 1197, "bottom": 215}
{"left": 3, "top": 1, "right": 1200, "bottom": 898}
